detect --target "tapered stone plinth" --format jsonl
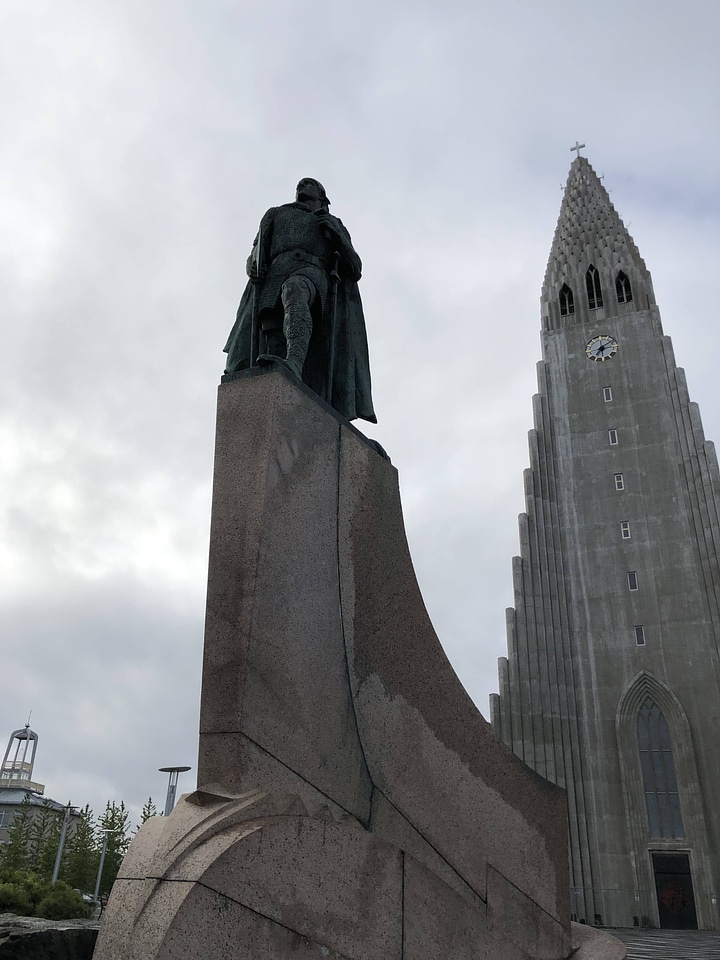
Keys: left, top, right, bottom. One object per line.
{"left": 93, "top": 370, "right": 625, "bottom": 960}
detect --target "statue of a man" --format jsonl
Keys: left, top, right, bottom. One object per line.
{"left": 223, "top": 178, "right": 376, "bottom": 424}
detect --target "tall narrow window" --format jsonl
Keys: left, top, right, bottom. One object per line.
{"left": 616, "top": 270, "right": 633, "bottom": 304}
{"left": 609, "top": 429, "right": 618, "bottom": 445}
{"left": 621, "top": 521, "right": 631, "bottom": 539}
{"left": 627, "top": 571, "right": 638, "bottom": 591}
{"left": 586, "top": 265, "right": 603, "bottom": 309}
{"left": 559, "top": 284, "right": 575, "bottom": 317}
{"left": 634, "top": 625, "right": 646, "bottom": 645}
{"left": 603, "top": 386, "right": 613, "bottom": 402}
{"left": 615, "top": 473, "right": 625, "bottom": 490}
{"left": 637, "top": 698, "right": 684, "bottom": 838}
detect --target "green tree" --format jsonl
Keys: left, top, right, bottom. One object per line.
{"left": 30, "top": 801, "right": 64, "bottom": 881}
{"left": 0, "top": 794, "right": 139, "bottom": 902}
{"left": 61, "top": 805, "right": 99, "bottom": 893}
{"left": 138, "top": 797, "right": 158, "bottom": 829}
{"left": 0, "top": 795, "right": 33, "bottom": 871}
{"left": 24, "top": 799, "right": 67, "bottom": 881}
{"left": 96, "top": 801, "right": 131, "bottom": 895}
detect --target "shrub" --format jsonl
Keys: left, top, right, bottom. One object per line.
{"left": 0, "top": 881, "right": 32, "bottom": 915}
{"left": 0, "top": 868, "right": 49, "bottom": 910}
{"left": 34, "top": 881, "right": 90, "bottom": 920}
{"left": 0, "top": 872, "right": 89, "bottom": 920}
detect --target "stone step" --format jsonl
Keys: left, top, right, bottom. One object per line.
{"left": 612, "top": 928, "right": 720, "bottom": 959}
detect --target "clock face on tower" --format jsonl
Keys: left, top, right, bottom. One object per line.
{"left": 585, "top": 335, "right": 618, "bottom": 362}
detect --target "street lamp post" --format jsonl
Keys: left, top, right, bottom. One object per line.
{"left": 51, "top": 803, "right": 76, "bottom": 886}
{"left": 93, "top": 829, "right": 112, "bottom": 901}
{"left": 158, "top": 766, "right": 191, "bottom": 817}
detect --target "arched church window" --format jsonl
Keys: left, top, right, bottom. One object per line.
{"left": 637, "top": 698, "right": 685, "bottom": 839}
{"left": 586, "top": 265, "right": 603, "bottom": 309}
{"left": 559, "top": 284, "right": 575, "bottom": 317}
{"left": 616, "top": 271, "right": 633, "bottom": 303}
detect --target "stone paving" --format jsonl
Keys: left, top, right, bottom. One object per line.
{"left": 612, "top": 928, "right": 720, "bottom": 959}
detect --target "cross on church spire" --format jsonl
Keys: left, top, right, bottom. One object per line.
{"left": 570, "top": 141, "right": 585, "bottom": 158}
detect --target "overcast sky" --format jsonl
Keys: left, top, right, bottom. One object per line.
{"left": 1, "top": 0, "right": 719, "bottom": 825}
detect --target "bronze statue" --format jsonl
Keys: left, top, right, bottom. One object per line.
{"left": 224, "top": 178, "right": 376, "bottom": 423}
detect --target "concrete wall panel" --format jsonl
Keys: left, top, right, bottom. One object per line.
{"left": 198, "top": 374, "right": 372, "bottom": 821}
{"left": 337, "top": 425, "right": 570, "bottom": 921}
{"left": 97, "top": 794, "right": 404, "bottom": 960}
{"left": 368, "top": 787, "right": 481, "bottom": 908}
{"left": 402, "top": 857, "right": 508, "bottom": 960}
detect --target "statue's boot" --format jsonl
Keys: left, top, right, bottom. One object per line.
{"left": 262, "top": 329, "right": 285, "bottom": 359}
{"left": 278, "top": 301, "right": 312, "bottom": 378}
{"left": 258, "top": 282, "right": 313, "bottom": 377}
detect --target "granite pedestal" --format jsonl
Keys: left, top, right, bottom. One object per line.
{"left": 93, "top": 370, "right": 624, "bottom": 959}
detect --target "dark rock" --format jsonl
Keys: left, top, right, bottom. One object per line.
{"left": 0, "top": 913, "right": 99, "bottom": 960}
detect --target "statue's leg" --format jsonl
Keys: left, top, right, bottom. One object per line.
{"left": 280, "top": 275, "right": 315, "bottom": 378}
{"left": 257, "top": 275, "right": 316, "bottom": 378}
{"left": 262, "top": 326, "right": 285, "bottom": 358}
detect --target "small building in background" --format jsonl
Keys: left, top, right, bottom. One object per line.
{"left": 0, "top": 723, "right": 70, "bottom": 844}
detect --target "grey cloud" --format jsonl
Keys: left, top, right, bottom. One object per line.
{"left": 1, "top": 0, "right": 719, "bottom": 819}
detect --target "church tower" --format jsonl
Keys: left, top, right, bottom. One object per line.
{"left": 491, "top": 156, "right": 720, "bottom": 931}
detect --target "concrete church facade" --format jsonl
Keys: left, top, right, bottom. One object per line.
{"left": 491, "top": 157, "right": 720, "bottom": 931}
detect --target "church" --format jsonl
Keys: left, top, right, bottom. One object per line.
{"left": 490, "top": 155, "right": 720, "bottom": 931}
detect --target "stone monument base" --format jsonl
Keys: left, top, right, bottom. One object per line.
{"left": 95, "top": 788, "right": 624, "bottom": 960}
{"left": 93, "top": 370, "right": 625, "bottom": 959}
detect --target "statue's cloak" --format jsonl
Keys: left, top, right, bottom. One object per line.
{"left": 223, "top": 223, "right": 376, "bottom": 424}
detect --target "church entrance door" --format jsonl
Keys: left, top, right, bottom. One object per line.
{"left": 652, "top": 853, "right": 698, "bottom": 929}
